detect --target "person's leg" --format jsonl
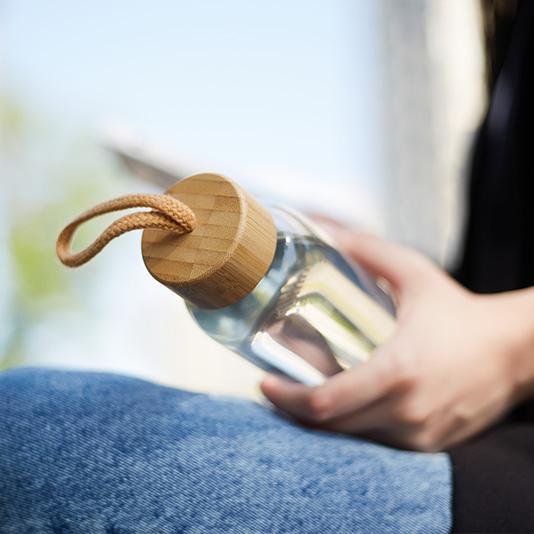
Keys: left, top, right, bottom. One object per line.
{"left": 0, "top": 367, "right": 451, "bottom": 533}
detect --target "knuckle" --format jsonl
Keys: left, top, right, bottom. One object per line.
{"left": 386, "top": 353, "right": 418, "bottom": 390}
{"left": 394, "top": 398, "right": 430, "bottom": 427}
{"left": 451, "top": 402, "right": 474, "bottom": 424}
{"left": 306, "top": 390, "right": 332, "bottom": 421}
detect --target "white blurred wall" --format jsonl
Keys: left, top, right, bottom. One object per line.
{"left": 382, "top": 0, "right": 485, "bottom": 264}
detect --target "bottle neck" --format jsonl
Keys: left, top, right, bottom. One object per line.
{"left": 266, "top": 204, "right": 337, "bottom": 248}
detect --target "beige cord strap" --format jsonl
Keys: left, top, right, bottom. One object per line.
{"left": 56, "top": 194, "right": 196, "bottom": 267}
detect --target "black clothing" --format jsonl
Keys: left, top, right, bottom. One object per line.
{"left": 451, "top": 1, "right": 534, "bottom": 531}
{"left": 450, "top": 403, "right": 534, "bottom": 532}
{"left": 455, "top": 1, "right": 534, "bottom": 294}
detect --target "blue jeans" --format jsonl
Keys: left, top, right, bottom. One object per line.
{"left": 0, "top": 367, "right": 451, "bottom": 533}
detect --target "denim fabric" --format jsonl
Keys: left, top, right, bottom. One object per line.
{"left": 0, "top": 367, "right": 451, "bottom": 533}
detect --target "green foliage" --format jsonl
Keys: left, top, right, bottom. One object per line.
{"left": 0, "top": 91, "right": 27, "bottom": 141}
{"left": 0, "top": 91, "right": 124, "bottom": 368}
{"left": 10, "top": 205, "right": 73, "bottom": 308}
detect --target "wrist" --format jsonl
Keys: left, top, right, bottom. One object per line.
{"left": 506, "top": 288, "right": 534, "bottom": 402}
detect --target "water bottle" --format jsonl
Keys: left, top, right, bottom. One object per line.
{"left": 142, "top": 173, "right": 396, "bottom": 386}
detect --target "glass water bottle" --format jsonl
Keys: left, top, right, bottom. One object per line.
{"left": 142, "top": 173, "right": 395, "bottom": 386}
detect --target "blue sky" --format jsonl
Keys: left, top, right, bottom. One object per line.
{"left": 2, "top": 0, "right": 385, "bottom": 224}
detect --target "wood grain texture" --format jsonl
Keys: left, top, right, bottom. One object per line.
{"left": 141, "top": 173, "right": 277, "bottom": 309}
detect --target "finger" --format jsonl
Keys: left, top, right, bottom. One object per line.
{"left": 306, "top": 344, "right": 398, "bottom": 421}
{"left": 316, "top": 396, "right": 396, "bottom": 435}
{"left": 321, "top": 230, "right": 439, "bottom": 299}
{"left": 260, "top": 344, "right": 397, "bottom": 424}
{"left": 260, "top": 374, "right": 318, "bottom": 421}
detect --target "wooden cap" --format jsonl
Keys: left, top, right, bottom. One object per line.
{"left": 141, "top": 173, "right": 277, "bottom": 309}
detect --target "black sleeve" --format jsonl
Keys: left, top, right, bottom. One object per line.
{"left": 450, "top": 1, "right": 534, "bottom": 531}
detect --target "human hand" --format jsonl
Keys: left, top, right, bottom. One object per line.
{"left": 260, "top": 225, "right": 534, "bottom": 451}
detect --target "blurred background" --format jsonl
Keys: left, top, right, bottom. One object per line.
{"left": 1, "top": 0, "right": 485, "bottom": 399}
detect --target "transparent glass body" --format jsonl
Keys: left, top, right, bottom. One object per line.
{"left": 187, "top": 206, "right": 396, "bottom": 386}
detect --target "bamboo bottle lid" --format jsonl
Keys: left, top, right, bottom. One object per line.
{"left": 141, "top": 173, "right": 277, "bottom": 309}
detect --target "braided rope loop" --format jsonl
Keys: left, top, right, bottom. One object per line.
{"left": 56, "top": 194, "right": 197, "bottom": 267}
